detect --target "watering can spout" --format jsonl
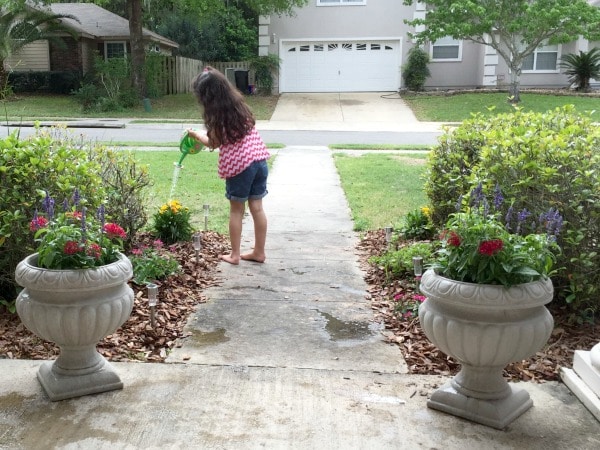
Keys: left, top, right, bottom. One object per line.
{"left": 178, "top": 131, "right": 204, "bottom": 166}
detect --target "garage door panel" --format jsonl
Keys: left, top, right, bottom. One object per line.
{"left": 281, "top": 40, "right": 400, "bottom": 92}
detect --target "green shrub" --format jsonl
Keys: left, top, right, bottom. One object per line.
{"left": 249, "top": 54, "right": 280, "bottom": 95}
{"left": 425, "top": 106, "right": 600, "bottom": 318}
{"left": 92, "top": 148, "right": 152, "bottom": 250}
{"left": 370, "top": 241, "right": 434, "bottom": 279}
{"left": 402, "top": 47, "right": 431, "bottom": 91}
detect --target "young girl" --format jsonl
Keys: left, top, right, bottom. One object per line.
{"left": 187, "top": 66, "right": 270, "bottom": 265}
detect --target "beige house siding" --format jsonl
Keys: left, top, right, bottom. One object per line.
{"left": 4, "top": 41, "right": 50, "bottom": 72}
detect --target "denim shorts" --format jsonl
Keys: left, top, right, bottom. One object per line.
{"left": 225, "top": 159, "right": 269, "bottom": 202}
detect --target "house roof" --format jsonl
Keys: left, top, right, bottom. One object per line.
{"left": 46, "top": 3, "right": 178, "bottom": 49}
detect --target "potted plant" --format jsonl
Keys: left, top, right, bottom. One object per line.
{"left": 419, "top": 183, "right": 563, "bottom": 429}
{"left": 14, "top": 190, "right": 134, "bottom": 401}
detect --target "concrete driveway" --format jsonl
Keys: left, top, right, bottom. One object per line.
{"left": 263, "top": 92, "right": 441, "bottom": 133}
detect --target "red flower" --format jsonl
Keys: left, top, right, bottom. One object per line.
{"left": 87, "top": 243, "right": 102, "bottom": 259}
{"left": 64, "top": 240, "right": 82, "bottom": 255}
{"left": 29, "top": 216, "right": 48, "bottom": 231}
{"left": 478, "top": 239, "right": 504, "bottom": 256}
{"left": 104, "top": 223, "right": 127, "bottom": 239}
{"left": 442, "top": 230, "right": 461, "bottom": 247}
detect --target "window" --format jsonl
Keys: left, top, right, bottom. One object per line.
{"left": 431, "top": 37, "right": 462, "bottom": 61}
{"left": 105, "top": 42, "right": 126, "bottom": 59}
{"left": 317, "top": 0, "right": 366, "bottom": 5}
{"left": 522, "top": 43, "right": 559, "bottom": 72}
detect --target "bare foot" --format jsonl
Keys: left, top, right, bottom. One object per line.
{"left": 241, "top": 252, "right": 266, "bottom": 263}
{"left": 220, "top": 254, "right": 240, "bottom": 265}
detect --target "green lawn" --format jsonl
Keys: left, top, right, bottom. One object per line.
{"left": 0, "top": 93, "right": 279, "bottom": 121}
{"left": 333, "top": 152, "right": 428, "bottom": 231}
{"left": 403, "top": 92, "right": 600, "bottom": 122}
{"left": 133, "top": 150, "right": 230, "bottom": 234}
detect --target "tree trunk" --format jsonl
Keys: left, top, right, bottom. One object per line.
{"left": 0, "top": 63, "right": 9, "bottom": 99}
{"left": 508, "top": 65, "right": 521, "bottom": 103}
{"left": 128, "top": 0, "right": 147, "bottom": 99}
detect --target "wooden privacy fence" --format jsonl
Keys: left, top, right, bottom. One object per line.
{"left": 152, "top": 57, "right": 255, "bottom": 95}
{"left": 152, "top": 55, "right": 203, "bottom": 95}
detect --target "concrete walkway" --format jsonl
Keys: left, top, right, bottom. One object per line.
{"left": 2, "top": 146, "right": 600, "bottom": 449}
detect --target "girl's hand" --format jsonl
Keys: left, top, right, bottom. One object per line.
{"left": 187, "top": 129, "right": 210, "bottom": 147}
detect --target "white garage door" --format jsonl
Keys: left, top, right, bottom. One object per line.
{"left": 280, "top": 39, "right": 401, "bottom": 93}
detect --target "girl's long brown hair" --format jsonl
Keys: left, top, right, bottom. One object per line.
{"left": 192, "top": 66, "right": 255, "bottom": 148}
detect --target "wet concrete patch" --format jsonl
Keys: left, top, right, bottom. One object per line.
{"left": 317, "top": 310, "right": 372, "bottom": 341}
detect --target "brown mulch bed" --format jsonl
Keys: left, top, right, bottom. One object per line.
{"left": 357, "top": 229, "right": 600, "bottom": 383}
{"left": 2, "top": 229, "right": 599, "bottom": 383}
{"left": 0, "top": 231, "right": 229, "bottom": 363}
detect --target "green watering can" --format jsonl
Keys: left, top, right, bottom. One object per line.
{"left": 177, "top": 131, "right": 204, "bottom": 166}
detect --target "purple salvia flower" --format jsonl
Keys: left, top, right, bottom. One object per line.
{"left": 493, "top": 183, "right": 504, "bottom": 210}
{"left": 470, "top": 182, "right": 484, "bottom": 208}
{"left": 97, "top": 205, "right": 106, "bottom": 235}
{"left": 42, "top": 191, "right": 55, "bottom": 220}
{"left": 72, "top": 189, "right": 80, "bottom": 208}
{"left": 62, "top": 198, "right": 69, "bottom": 212}
{"left": 516, "top": 208, "right": 531, "bottom": 235}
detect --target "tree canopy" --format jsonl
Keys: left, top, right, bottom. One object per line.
{"left": 404, "top": 0, "right": 600, "bottom": 102}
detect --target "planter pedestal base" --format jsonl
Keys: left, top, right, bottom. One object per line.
{"left": 38, "top": 356, "right": 123, "bottom": 401}
{"left": 428, "top": 381, "right": 532, "bottom": 430}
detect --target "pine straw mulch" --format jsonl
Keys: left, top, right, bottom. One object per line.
{"left": 0, "top": 231, "right": 229, "bottom": 363}
{"left": 2, "top": 229, "right": 600, "bottom": 383}
{"left": 357, "top": 229, "right": 600, "bottom": 383}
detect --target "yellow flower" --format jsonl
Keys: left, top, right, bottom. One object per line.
{"left": 421, "top": 206, "right": 432, "bottom": 218}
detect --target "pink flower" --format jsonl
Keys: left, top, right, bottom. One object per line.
{"left": 87, "top": 243, "right": 102, "bottom": 259}
{"left": 104, "top": 223, "right": 127, "bottom": 239}
{"left": 131, "top": 248, "right": 143, "bottom": 256}
{"left": 413, "top": 294, "right": 426, "bottom": 303}
{"left": 153, "top": 239, "right": 164, "bottom": 249}
{"left": 29, "top": 216, "right": 48, "bottom": 231}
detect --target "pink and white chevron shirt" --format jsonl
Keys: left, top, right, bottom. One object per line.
{"left": 217, "top": 127, "right": 270, "bottom": 179}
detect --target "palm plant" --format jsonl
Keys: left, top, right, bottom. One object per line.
{"left": 0, "top": 3, "right": 77, "bottom": 97}
{"left": 559, "top": 47, "right": 600, "bottom": 92}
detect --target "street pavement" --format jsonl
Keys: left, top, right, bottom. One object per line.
{"left": 1, "top": 94, "right": 600, "bottom": 449}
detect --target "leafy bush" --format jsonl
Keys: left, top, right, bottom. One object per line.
{"left": 129, "top": 239, "right": 180, "bottom": 284}
{"left": 425, "top": 106, "right": 600, "bottom": 317}
{"left": 249, "top": 54, "right": 280, "bottom": 95}
{"left": 370, "top": 242, "right": 434, "bottom": 279}
{"left": 402, "top": 47, "right": 431, "bottom": 91}
{"left": 9, "top": 71, "right": 81, "bottom": 94}
{"left": 92, "top": 148, "right": 152, "bottom": 250}
{"left": 152, "top": 200, "right": 193, "bottom": 244}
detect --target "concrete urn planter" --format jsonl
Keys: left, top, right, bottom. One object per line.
{"left": 15, "top": 253, "right": 134, "bottom": 401}
{"left": 418, "top": 269, "right": 554, "bottom": 429}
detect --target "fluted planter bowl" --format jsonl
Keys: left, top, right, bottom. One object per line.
{"left": 418, "top": 269, "right": 554, "bottom": 429}
{"left": 15, "top": 253, "right": 134, "bottom": 401}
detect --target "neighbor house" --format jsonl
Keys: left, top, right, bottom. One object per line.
{"left": 261, "top": 0, "right": 599, "bottom": 93}
{"left": 4, "top": 2, "right": 178, "bottom": 76}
